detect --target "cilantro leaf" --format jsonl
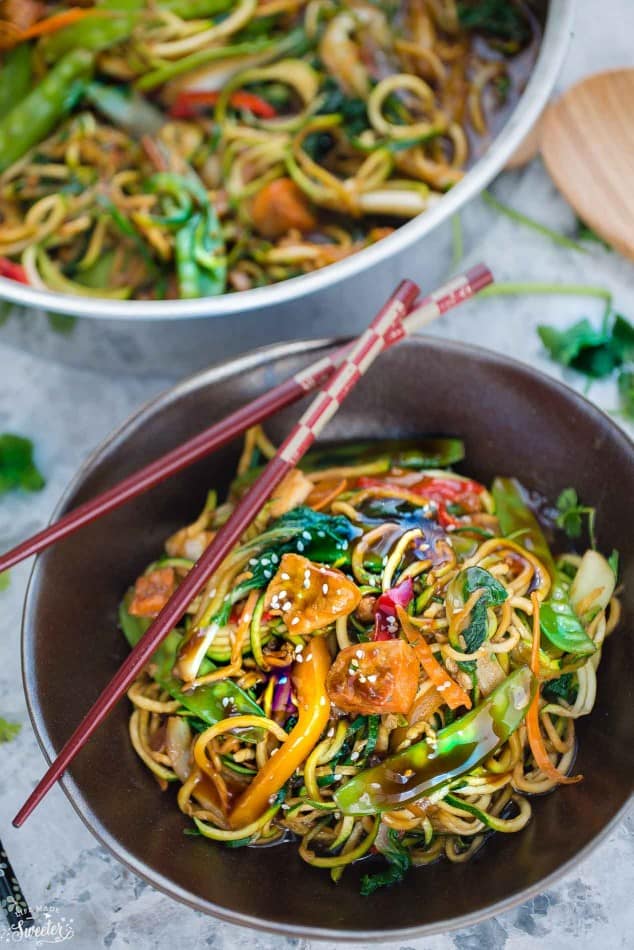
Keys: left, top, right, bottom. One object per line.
{"left": 555, "top": 488, "right": 596, "bottom": 547}
{"left": 460, "top": 566, "right": 507, "bottom": 652}
{"left": 0, "top": 717, "right": 21, "bottom": 743}
{"left": 618, "top": 369, "right": 634, "bottom": 420}
{"left": 0, "top": 433, "right": 45, "bottom": 494}
{"left": 538, "top": 311, "right": 634, "bottom": 380}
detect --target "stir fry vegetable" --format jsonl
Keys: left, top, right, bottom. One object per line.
{"left": 121, "top": 431, "right": 621, "bottom": 890}
{"left": 0, "top": 1, "right": 539, "bottom": 298}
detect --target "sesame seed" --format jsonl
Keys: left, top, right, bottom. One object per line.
{"left": 327, "top": 727, "right": 335, "bottom": 737}
{"left": 283, "top": 601, "right": 292, "bottom": 611}
{"left": 270, "top": 553, "right": 279, "bottom": 563}
{"left": 249, "top": 558, "right": 258, "bottom": 565}
{"left": 291, "top": 617, "right": 300, "bottom": 626}
{"left": 297, "top": 541, "right": 305, "bottom": 552}
{"left": 303, "top": 580, "right": 310, "bottom": 589}
{"left": 261, "top": 558, "right": 270, "bottom": 566}
{"left": 317, "top": 530, "right": 325, "bottom": 538}
{"left": 367, "top": 674, "right": 378, "bottom": 683}
{"left": 281, "top": 572, "right": 290, "bottom": 580}
{"left": 358, "top": 674, "right": 367, "bottom": 683}
{"left": 355, "top": 650, "right": 363, "bottom": 658}
{"left": 270, "top": 747, "right": 278, "bottom": 756}
{"left": 350, "top": 750, "right": 360, "bottom": 761}
{"left": 322, "top": 583, "right": 329, "bottom": 595}
{"left": 264, "top": 570, "right": 272, "bottom": 579}
{"left": 278, "top": 589, "right": 287, "bottom": 599}
{"left": 302, "top": 531, "right": 311, "bottom": 541}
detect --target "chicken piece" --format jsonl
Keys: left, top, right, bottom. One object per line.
{"left": 129, "top": 567, "right": 176, "bottom": 617}
{"left": 326, "top": 640, "right": 419, "bottom": 715}
{"left": 264, "top": 553, "right": 360, "bottom": 636}
{"left": 250, "top": 178, "right": 317, "bottom": 240}
{"left": 1, "top": 0, "right": 43, "bottom": 31}
{"left": 268, "top": 467, "right": 312, "bottom": 520}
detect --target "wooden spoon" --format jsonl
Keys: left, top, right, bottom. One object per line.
{"left": 540, "top": 69, "right": 634, "bottom": 260}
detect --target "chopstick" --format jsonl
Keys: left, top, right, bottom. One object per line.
{"left": 0, "top": 263, "right": 491, "bottom": 577}
{"left": 13, "top": 277, "right": 419, "bottom": 827}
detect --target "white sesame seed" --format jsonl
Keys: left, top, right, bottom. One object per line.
{"left": 350, "top": 750, "right": 360, "bottom": 761}
{"left": 302, "top": 531, "right": 311, "bottom": 541}
{"left": 261, "top": 558, "right": 270, "bottom": 566}
{"left": 283, "top": 601, "right": 292, "bottom": 611}
{"left": 303, "top": 580, "right": 310, "bottom": 589}
{"left": 278, "top": 589, "right": 287, "bottom": 599}
{"left": 367, "top": 674, "right": 378, "bottom": 683}
{"left": 264, "top": 569, "right": 272, "bottom": 579}
{"left": 297, "top": 541, "right": 305, "bottom": 552}
{"left": 355, "top": 650, "right": 363, "bottom": 658}
{"left": 281, "top": 572, "right": 290, "bottom": 580}
{"left": 291, "top": 617, "right": 300, "bottom": 626}
{"left": 322, "top": 583, "right": 329, "bottom": 595}
{"left": 327, "top": 727, "right": 335, "bottom": 738}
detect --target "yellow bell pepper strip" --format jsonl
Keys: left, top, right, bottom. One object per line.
{"left": 229, "top": 636, "right": 331, "bottom": 828}
{"left": 526, "top": 592, "right": 581, "bottom": 785}
{"left": 397, "top": 605, "right": 472, "bottom": 710}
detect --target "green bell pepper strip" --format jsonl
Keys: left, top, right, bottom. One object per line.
{"left": 0, "top": 44, "right": 32, "bottom": 121}
{"left": 491, "top": 477, "right": 556, "bottom": 577}
{"left": 119, "top": 595, "right": 264, "bottom": 741}
{"left": 334, "top": 666, "right": 536, "bottom": 815}
{"left": 42, "top": 0, "right": 234, "bottom": 62}
{"left": 0, "top": 49, "right": 95, "bottom": 173}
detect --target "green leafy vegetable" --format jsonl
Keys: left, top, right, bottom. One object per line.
{"left": 457, "top": 0, "right": 530, "bottom": 44}
{"left": 618, "top": 369, "right": 634, "bottom": 419}
{"left": 538, "top": 312, "right": 634, "bottom": 380}
{"left": 460, "top": 567, "right": 508, "bottom": 652}
{"left": 555, "top": 488, "right": 596, "bottom": 547}
{"left": 360, "top": 829, "right": 411, "bottom": 895}
{"left": 0, "top": 433, "right": 45, "bottom": 494}
{"left": 543, "top": 672, "right": 578, "bottom": 705}
{"left": 608, "top": 549, "right": 619, "bottom": 579}
{"left": 0, "top": 571, "right": 9, "bottom": 591}
{"left": 0, "top": 717, "right": 21, "bottom": 743}
{"left": 539, "top": 576, "right": 596, "bottom": 656}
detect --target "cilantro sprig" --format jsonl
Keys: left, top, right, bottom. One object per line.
{"left": 555, "top": 488, "right": 596, "bottom": 547}
{"left": 0, "top": 433, "right": 45, "bottom": 494}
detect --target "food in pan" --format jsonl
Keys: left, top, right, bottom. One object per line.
{"left": 0, "top": 1, "right": 539, "bottom": 299}
{"left": 120, "top": 431, "right": 620, "bottom": 891}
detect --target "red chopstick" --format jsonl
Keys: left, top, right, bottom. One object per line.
{"left": 0, "top": 264, "right": 491, "bottom": 577}
{"left": 13, "top": 278, "right": 420, "bottom": 827}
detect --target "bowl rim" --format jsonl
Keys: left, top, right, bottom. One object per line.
{"left": 0, "top": 0, "right": 574, "bottom": 323}
{"left": 21, "top": 335, "right": 633, "bottom": 941}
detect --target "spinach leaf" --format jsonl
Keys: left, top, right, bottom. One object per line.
{"left": 555, "top": 488, "right": 596, "bottom": 547}
{"left": 239, "top": 506, "right": 360, "bottom": 591}
{"left": 540, "top": 578, "right": 595, "bottom": 656}
{"left": 543, "top": 672, "right": 578, "bottom": 705}
{"left": 0, "top": 433, "right": 45, "bottom": 494}
{"left": 316, "top": 77, "right": 367, "bottom": 138}
{"left": 457, "top": 0, "right": 530, "bottom": 43}
{"left": 460, "top": 567, "right": 507, "bottom": 652}
{"left": 360, "top": 829, "right": 411, "bottom": 896}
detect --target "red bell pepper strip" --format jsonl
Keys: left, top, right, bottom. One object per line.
{"left": 0, "top": 256, "right": 28, "bottom": 284}
{"left": 170, "top": 90, "right": 277, "bottom": 120}
{"left": 373, "top": 577, "right": 413, "bottom": 640}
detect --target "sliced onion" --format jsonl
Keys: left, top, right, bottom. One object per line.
{"left": 570, "top": 551, "right": 615, "bottom": 617}
{"left": 165, "top": 716, "right": 193, "bottom": 782}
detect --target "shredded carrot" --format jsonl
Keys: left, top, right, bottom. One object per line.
{"left": 0, "top": 8, "right": 109, "bottom": 48}
{"left": 397, "top": 605, "right": 472, "bottom": 710}
{"left": 526, "top": 592, "right": 581, "bottom": 784}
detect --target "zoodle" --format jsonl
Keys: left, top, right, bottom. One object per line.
{"left": 120, "top": 430, "right": 621, "bottom": 891}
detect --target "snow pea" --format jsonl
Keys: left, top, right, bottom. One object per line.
{"left": 334, "top": 666, "right": 536, "bottom": 815}
{"left": 0, "top": 44, "right": 32, "bottom": 120}
{"left": 119, "top": 594, "right": 264, "bottom": 741}
{"left": 492, "top": 477, "right": 556, "bottom": 577}
{"left": 42, "top": 0, "right": 233, "bottom": 62}
{"left": 0, "top": 49, "right": 94, "bottom": 173}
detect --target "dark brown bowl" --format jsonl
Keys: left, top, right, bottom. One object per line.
{"left": 22, "top": 338, "right": 634, "bottom": 941}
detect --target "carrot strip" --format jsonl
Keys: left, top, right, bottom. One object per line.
{"left": 397, "top": 605, "right": 472, "bottom": 710}
{"left": 527, "top": 592, "right": 581, "bottom": 784}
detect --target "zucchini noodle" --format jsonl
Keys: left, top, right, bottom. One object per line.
{"left": 121, "top": 430, "right": 620, "bottom": 890}
{"left": 0, "top": 0, "right": 539, "bottom": 299}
